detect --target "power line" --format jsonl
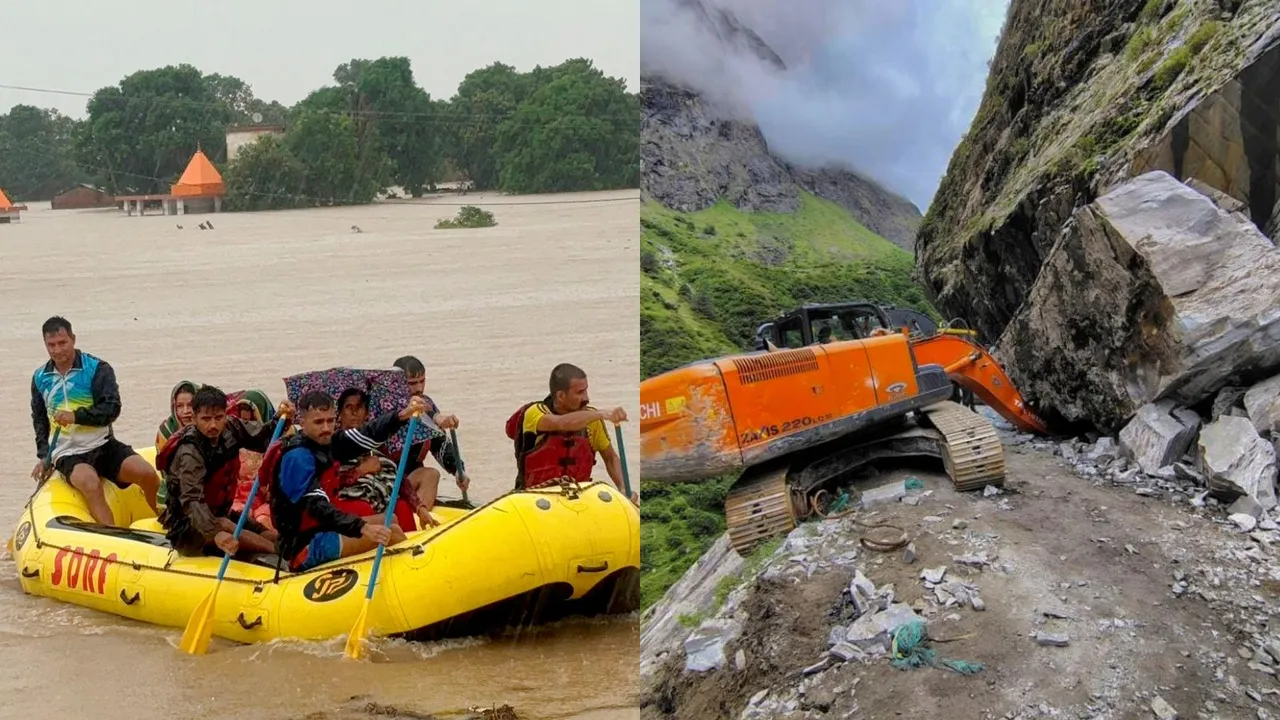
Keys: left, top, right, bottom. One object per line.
{"left": 0, "top": 82, "right": 640, "bottom": 124}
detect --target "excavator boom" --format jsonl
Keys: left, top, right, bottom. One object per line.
{"left": 910, "top": 334, "right": 1049, "bottom": 435}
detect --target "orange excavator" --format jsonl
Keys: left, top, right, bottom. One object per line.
{"left": 639, "top": 302, "right": 1050, "bottom": 554}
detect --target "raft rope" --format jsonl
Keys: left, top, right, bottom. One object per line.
{"left": 18, "top": 479, "right": 606, "bottom": 588}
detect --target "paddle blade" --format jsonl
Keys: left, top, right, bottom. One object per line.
{"left": 344, "top": 600, "right": 372, "bottom": 659}
{"left": 179, "top": 590, "right": 218, "bottom": 655}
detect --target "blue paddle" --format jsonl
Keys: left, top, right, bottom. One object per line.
{"left": 345, "top": 410, "right": 421, "bottom": 659}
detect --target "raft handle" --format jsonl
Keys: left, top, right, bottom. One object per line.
{"left": 20, "top": 566, "right": 38, "bottom": 580}
{"left": 237, "top": 613, "right": 263, "bottom": 630}
{"left": 120, "top": 589, "right": 140, "bottom": 605}
{"left": 576, "top": 561, "right": 609, "bottom": 574}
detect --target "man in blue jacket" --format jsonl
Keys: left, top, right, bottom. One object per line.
{"left": 30, "top": 317, "right": 160, "bottom": 525}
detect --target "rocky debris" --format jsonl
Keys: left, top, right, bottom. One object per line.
{"left": 1230, "top": 513, "right": 1259, "bottom": 532}
{"left": 1119, "top": 401, "right": 1201, "bottom": 475}
{"left": 1197, "top": 416, "right": 1279, "bottom": 510}
{"left": 1185, "top": 177, "right": 1250, "bottom": 218}
{"left": 995, "top": 171, "right": 1280, "bottom": 433}
{"left": 1212, "top": 385, "right": 1250, "bottom": 420}
{"left": 848, "top": 570, "right": 879, "bottom": 616}
{"left": 861, "top": 480, "right": 907, "bottom": 507}
{"left": 1230, "top": 495, "right": 1266, "bottom": 519}
{"left": 903, "top": 542, "right": 917, "bottom": 564}
{"left": 641, "top": 534, "right": 746, "bottom": 680}
{"left": 844, "top": 603, "right": 921, "bottom": 650}
{"left": 683, "top": 618, "right": 742, "bottom": 672}
{"left": 1034, "top": 631, "right": 1070, "bottom": 647}
{"left": 1244, "top": 375, "right": 1280, "bottom": 435}
{"left": 1150, "top": 694, "right": 1178, "bottom": 720}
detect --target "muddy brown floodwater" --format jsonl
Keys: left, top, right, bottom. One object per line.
{"left": 0, "top": 191, "right": 640, "bottom": 720}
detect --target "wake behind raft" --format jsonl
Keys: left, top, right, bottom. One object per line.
{"left": 9, "top": 446, "right": 640, "bottom": 645}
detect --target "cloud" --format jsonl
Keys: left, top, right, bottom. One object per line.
{"left": 642, "top": 0, "right": 1008, "bottom": 210}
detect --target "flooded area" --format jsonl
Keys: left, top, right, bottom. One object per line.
{"left": 0, "top": 190, "right": 640, "bottom": 719}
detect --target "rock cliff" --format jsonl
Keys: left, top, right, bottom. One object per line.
{"left": 916, "top": 0, "right": 1280, "bottom": 343}
{"left": 640, "top": 0, "right": 923, "bottom": 251}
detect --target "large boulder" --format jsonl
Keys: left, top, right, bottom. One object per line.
{"left": 1118, "top": 401, "right": 1202, "bottom": 475}
{"left": 995, "top": 171, "right": 1280, "bottom": 433}
{"left": 1244, "top": 374, "right": 1280, "bottom": 435}
{"left": 1197, "top": 415, "right": 1279, "bottom": 510}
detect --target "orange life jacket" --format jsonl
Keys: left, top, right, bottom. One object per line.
{"left": 505, "top": 400, "right": 596, "bottom": 489}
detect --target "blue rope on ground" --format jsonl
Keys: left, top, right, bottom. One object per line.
{"left": 890, "top": 621, "right": 984, "bottom": 675}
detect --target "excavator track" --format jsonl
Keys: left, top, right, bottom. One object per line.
{"left": 724, "top": 462, "right": 794, "bottom": 555}
{"left": 722, "top": 403, "right": 1007, "bottom": 555}
{"left": 921, "top": 401, "right": 1006, "bottom": 491}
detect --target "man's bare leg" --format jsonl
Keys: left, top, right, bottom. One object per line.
{"left": 337, "top": 513, "right": 407, "bottom": 557}
{"left": 215, "top": 517, "right": 277, "bottom": 555}
{"left": 410, "top": 467, "right": 441, "bottom": 511}
{"left": 115, "top": 454, "right": 160, "bottom": 512}
{"left": 67, "top": 465, "right": 114, "bottom": 526}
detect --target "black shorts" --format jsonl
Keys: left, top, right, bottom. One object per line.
{"left": 54, "top": 437, "right": 138, "bottom": 488}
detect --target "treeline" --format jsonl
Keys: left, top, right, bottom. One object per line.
{"left": 0, "top": 56, "right": 639, "bottom": 207}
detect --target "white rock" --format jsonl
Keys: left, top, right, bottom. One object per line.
{"left": 1231, "top": 513, "right": 1260, "bottom": 532}
{"left": 1198, "top": 415, "right": 1279, "bottom": 509}
{"left": 1245, "top": 375, "right": 1280, "bottom": 435}
{"left": 1119, "top": 401, "right": 1201, "bottom": 474}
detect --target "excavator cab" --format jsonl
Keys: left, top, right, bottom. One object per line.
{"left": 753, "top": 302, "right": 943, "bottom": 352}
{"left": 753, "top": 302, "right": 897, "bottom": 350}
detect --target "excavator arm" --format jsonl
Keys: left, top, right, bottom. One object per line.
{"left": 910, "top": 333, "right": 1049, "bottom": 435}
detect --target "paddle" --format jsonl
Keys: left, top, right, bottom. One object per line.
{"left": 178, "top": 417, "right": 287, "bottom": 655}
{"left": 345, "top": 409, "right": 422, "bottom": 660}
{"left": 37, "top": 427, "right": 62, "bottom": 484}
{"left": 449, "top": 428, "right": 470, "bottom": 505}
{"left": 613, "top": 423, "right": 634, "bottom": 501}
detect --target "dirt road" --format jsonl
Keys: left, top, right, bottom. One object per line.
{"left": 0, "top": 190, "right": 639, "bottom": 720}
{"left": 644, "top": 434, "right": 1280, "bottom": 720}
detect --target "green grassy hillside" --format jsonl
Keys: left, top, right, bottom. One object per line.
{"left": 639, "top": 193, "right": 934, "bottom": 608}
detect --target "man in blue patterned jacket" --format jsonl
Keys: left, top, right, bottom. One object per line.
{"left": 30, "top": 316, "right": 159, "bottom": 525}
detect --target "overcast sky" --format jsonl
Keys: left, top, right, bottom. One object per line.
{"left": 0, "top": 0, "right": 639, "bottom": 118}
{"left": 642, "top": 0, "right": 1008, "bottom": 211}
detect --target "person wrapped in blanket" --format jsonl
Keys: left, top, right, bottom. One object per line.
{"left": 333, "top": 387, "right": 464, "bottom": 529}
{"left": 154, "top": 381, "right": 200, "bottom": 510}
{"left": 259, "top": 390, "right": 420, "bottom": 572}
{"left": 226, "top": 389, "right": 289, "bottom": 532}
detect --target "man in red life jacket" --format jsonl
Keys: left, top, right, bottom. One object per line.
{"left": 505, "top": 363, "right": 633, "bottom": 501}
{"left": 155, "top": 386, "right": 291, "bottom": 558}
{"left": 259, "top": 390, "right": 421, "bottom": 572}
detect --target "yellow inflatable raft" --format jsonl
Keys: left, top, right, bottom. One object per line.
{"left": 10, "top": 447, "right": 640, "bottom": 645}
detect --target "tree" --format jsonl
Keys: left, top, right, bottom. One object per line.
{"left": 203, "top": 73, "right": 290, "bottom": 126}
{"left": 222, "top": 134, "right": 306, "bottom": 211}
{"left": 313, "top": 56, "right": 444, "bottom": 197}
{"left": 493, "top": 59, "right": 639, "bottom": 193}
{"left": 285, "top": 109, "right": 391, "bottom": 205}
{"left": 0, "top": 105, "right": 86, "bottom": 200}
{"left": 74, "top": 64, "right": 231, "bottom": 194}
{"left": 444, "top": 62, "right": 528, "bottom": 190}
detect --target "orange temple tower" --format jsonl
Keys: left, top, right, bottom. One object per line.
{"left": 116, "top": 147, "right": 226, "bottom": 217}
{"left": 0, "top": 187, "right": 28, "bottom": 223}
